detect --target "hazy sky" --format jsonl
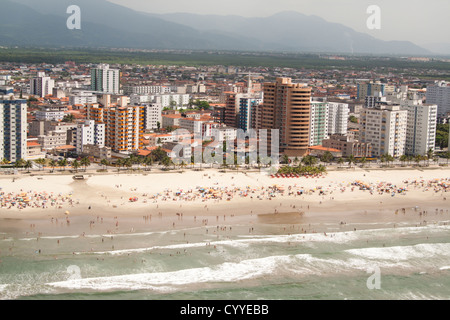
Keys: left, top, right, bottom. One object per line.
{"left": 108, "top": 0, "right": 449, "bottom": 46}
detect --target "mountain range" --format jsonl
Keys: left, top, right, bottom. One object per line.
{"left": 0, "top": 0, "right": 441, "bottom": 55}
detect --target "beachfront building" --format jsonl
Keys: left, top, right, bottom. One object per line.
{"left": 86, "top": 104, "right": 144, "bottom": 153}
{"left": 322, "top": 133, "right": 372, "bottom": 158}
{"left": 401, "top": 101, "right": 438, "bottom": 156}
{"left": 90, "top": 64, "right": 120, "bottom": 94}
{"left": 37, "top": 129, "right": 68, "bottom": 151}
{"left": 30, "top": 72, "right": 54, "bottom": 98}
{"left": 426, "top": 81, "right": 450, "bottom": 117}
{"left": 360, "top": 104, "right": 407, "bottom": 158}
{"left": 261, "top": 77, "right": 311, "bottom": 157}
{"left": 328, "top": 102, "right": 349, "bottom": 135}
{"left": 0, "top": 98, "right": 27, "bottom": 162}
{"left": 74, "top": 120, "right": 105, "bottom": 155}
{"left": 238, "top": 95, "right": 263, "bottom": 131}
{"left": 224, "top": 92, "right": 243, "bottom": 128}
{"left": 310, "top": 101, "right": 329, "bottom": 146}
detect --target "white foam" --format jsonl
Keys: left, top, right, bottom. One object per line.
{"left": 439, "top": 266, "right": 450, "bottom": 270}
{"left": 48, "top": 254, "right": 298, "bottom": 291}
{"left": 347, "top": 243, "right": 450, "bottom": 261}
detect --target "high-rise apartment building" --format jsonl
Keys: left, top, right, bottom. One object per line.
{"left": 261, "top": 78, "right": 311, "bottom": 156}
{"left": 426, "top": 81, "right": 450, "bottom": 117}
{"left": 310, "top": 101, "right": 329, "bottom": 146}
{"left": 328, "top": 102, "right": 349, "bottom": 135}
{"left": 143, "top": 103, "right": 162, "bottom": 131}
{"left": 30, "top": 72, "right": 54, "bottom": 98}
{"left": 0, "top": 99, "right": 27, "bottom": 162}
{"left": 90, "top": 64, "right": 120, "bottom": 94}
{"left": 238, "top": 95, "right": 263, "bottom": 131}
{"left": 401, "top": 102, "right": 437, "bottom": 156}
{"left": 74, "top": 120, "right": 105, "bottom": 155}
{"left": 360, "top": 104, "right": 407, "bottom": 157}
{"left": 86, "top": 104, "right": 144, "bottom": 152}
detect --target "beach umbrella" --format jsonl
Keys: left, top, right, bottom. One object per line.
{"left": 65, "top": 211, "right": 70, "bottom": 216}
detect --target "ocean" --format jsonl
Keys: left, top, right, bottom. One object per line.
{"left": 1, "top": 216, "right": 450, "bottom": 300}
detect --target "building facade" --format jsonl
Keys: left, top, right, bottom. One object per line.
{"left": 90, "top": 64, "right": 120, "bottom": 94}
{"left": 0, "top": 99, "right": 27, "bottom": 162}
{"left": 261, "top": 78, "right": 311, "bottom": 156}
{"left": 426, "top": 81, "right": 450, "bottom": 117}
{"left": 360, "top": 104, "right": 407, "bottom": 157}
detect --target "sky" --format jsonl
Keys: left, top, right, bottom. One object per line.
{"left": 108, "top": 0, "right": 449, "bottom": 46}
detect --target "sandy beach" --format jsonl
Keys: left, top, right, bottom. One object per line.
{"left": 1, "top": 167, "right": 450, "bottom": 300}
{"left": 0, "top": 167, "right": 449, "bottom": 236}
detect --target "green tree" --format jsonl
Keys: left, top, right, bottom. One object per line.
{"left": 58, "top": 158, "right": 68, "bottom": 171}
{"left": 347, "top": 155, "right": 356, "bottom": 168}
{"left": 34, "top": 158, "right": 46, "bottom": 171}
{"left": 62, "top": 114, "right": 75, "bottom": 123}
{"left": 426, "top": 148, "right": 434, "bottom": 166}
{"left": 162, "top": 156, "right": 172, "bottom": 169}
{"left": 80, "top": 157, "right": 91, "bottom": 171}
{"left": 302, "top": 155, "right": 318, "bottom": 166}
{"left": 49, "top": 159, "right": 57, "bottom": 172}
{"left": 320, "top": 151, "right": 333, "bottom": 165}
{"left": 24, "top": 160, "right": 33, "bottom": 173}
{"left": 100, "top": 159, "right": 109, "bottom": 170}
{"left": 72, "top": 160, "right": 80, "bottom": 172}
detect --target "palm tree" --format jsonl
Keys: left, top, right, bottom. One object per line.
{"left": 337, "top": 157, "right": 344, "bottom": 167}
{"left": 15, "top": 158, "right": 26, "bottom": 171}
{"left": 72, "top": 160, "right": 80, "bottom": 173}
{"left": 100, "top": 159, "right": 109, "bottom": 170}
{"left": 49, "top": 159, "right": 57, "bottom": 172}
{"left": 400, "top": 155, "right": 408, "bottom": 166}
{"left": 321, "top": 151, "right": 333, "bottom": 165}
{"left": 24, "top": 160, "right": 33, "bottom": 173}
{"left": 282, "top": 154, "right": 289, "bottom": 165}
{"left": 58, "top": 158, "right": 68, "bottom": 171}
{"left": 444, "top": 152, "right": 450, "bottom": 166}
{"left": 34, "top": 158, "right": 46, "bottom": 171}
{"left": 1, "top": 158, "right": 10, "bottom": 165}
{"left": 426, "top": 148, "right": 434, "bottom": 166}
{"left": 302, "top": 155, "right": 318, "bottom": 166}
{"left": 115, "top": 159, "right": 123, "bottom": 173}
{"left": 359, "top": 157, "right": 367, "bottom": 168}
{"left": 162, "top": 156, "right": 172, "bottom": 170}
{"left": 414, "top": 155, "right": 422, "bottom": 166}
{"left": 347, "top": 155, "right": 356, "bottom": 168}
{"left": 80, "top": 157, "right": 91, "bottom": 172}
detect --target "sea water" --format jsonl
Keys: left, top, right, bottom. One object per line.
{"left": 1, "top": 218, "right": 450, "bottom": 300}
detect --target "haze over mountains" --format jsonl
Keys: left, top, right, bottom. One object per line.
{"left": 1, "top": 0, "right": 442, "bottom": 55}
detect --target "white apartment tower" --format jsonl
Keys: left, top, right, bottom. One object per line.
{"left": 30, "top": 72, "right": 54, "bottom": 98}
{"left": 360, "top": 104, "right": 407, "bottom": 157}
{"left": 328, "top": 102, "right": 349, "bottom": 135}
{"left": 310, "top": 101, "right": 329, "bottom": 146}
{"left": 143, "top": 103, "right": 162, "bottom": 130}
{"left": 91, "top": 64, "right": 120, "bottom": 94}
{"left": 426, "top": 81, "right": 450, "bottom": 117}
{"left": 74, "top": 120, "right": 105, "bottom": 155}
{"left": 0, "top": 99, "right": 27, "bottom": 162}
{"left": 401, "top": 101, "right": 437, "bottom": 156}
